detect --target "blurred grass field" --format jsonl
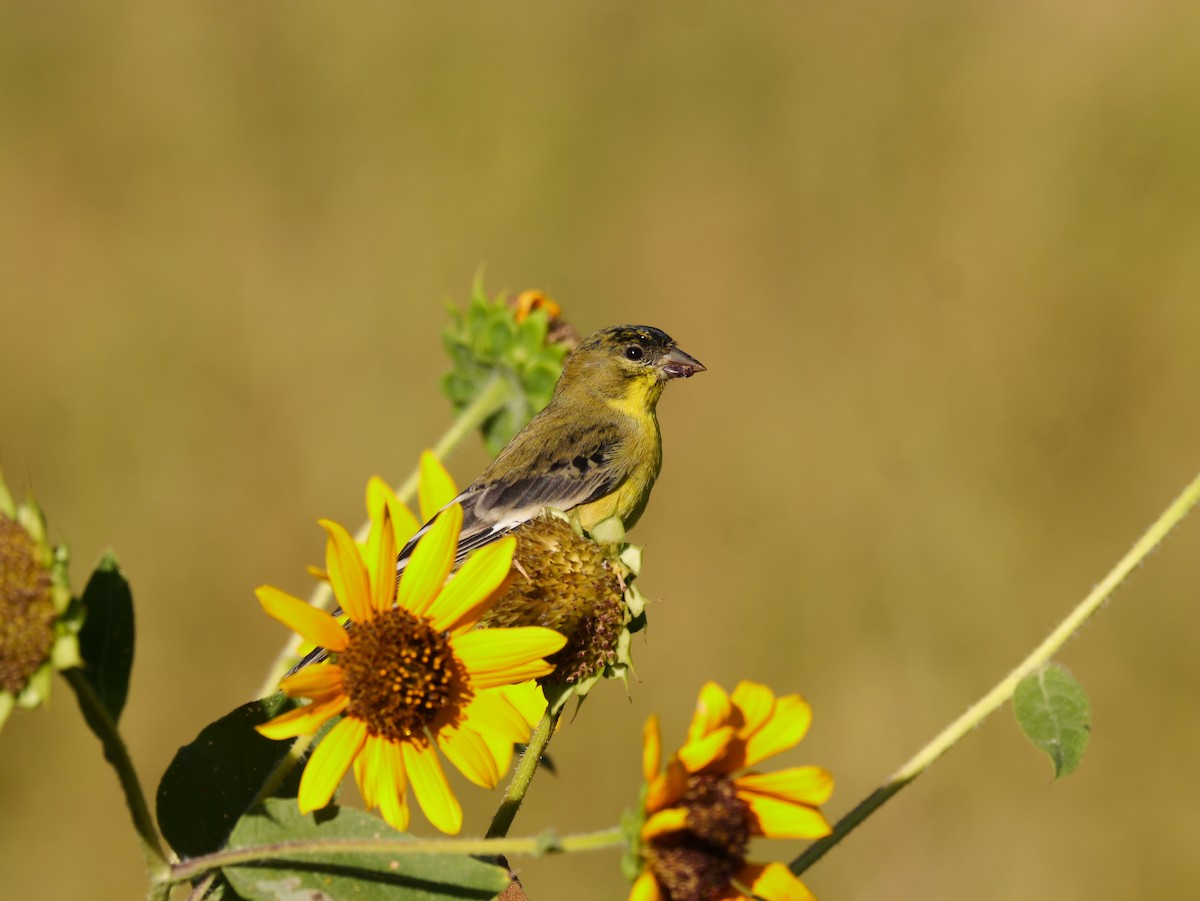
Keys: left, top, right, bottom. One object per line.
{"left": 3, "top": 3, "right": 1200, "bottom": 899}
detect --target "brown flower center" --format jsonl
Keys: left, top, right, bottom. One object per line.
{"left": 337, "top": 608, "right": 469, "bottom": 744}
{"left": 646, "top": 774, "right": 751, "bottom": 901}
{"left": 0, "top": 516, "right": 56, "bottom": 694}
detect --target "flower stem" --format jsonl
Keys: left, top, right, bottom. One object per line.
{"left": 167, "top": 825, "right": 625, "bottom": 886}
{"left": 488, "top": 706, "right": 561, "bottom": 839}
{"left": 792, "top": 469, "right": 1200, "bottom": 875}
{"left": 63, "top": 668, "right": 172, "bottom": 883}
{"left": 254, "top": 373, "right": 517, "bottom": 699}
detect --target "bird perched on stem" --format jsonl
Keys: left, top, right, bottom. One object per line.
{"left": 408, "top": 324, "right": 705, "bottom": 568}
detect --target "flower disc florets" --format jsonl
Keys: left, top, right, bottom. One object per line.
{"left": 338, "top": 608, "right": 469, "bottom": 744}
{"left": 646, "top": 833, "right": 742, "bottom": 901}
{"left": 0, "top": 471, "right": 80, "bottom": 731}
{"left": 645, "top": 774, "right": 752, "bottom": 901}
{"left": 480, "top": 514, "right": 626, "bottom": 684}
{"left": 0, "top": 516, "right": 55, "bottom": 694}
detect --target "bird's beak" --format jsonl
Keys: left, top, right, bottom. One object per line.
{"left": 659, "top": 346, "right": 706, "bottom": 380}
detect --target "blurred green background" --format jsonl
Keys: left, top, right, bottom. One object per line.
{"left": 3, "top": 2, "right": 1200, "bottom": 899}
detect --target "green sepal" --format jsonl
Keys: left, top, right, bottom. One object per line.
{"left": 619, "top": 789, "right": 648, "bottom": 882}
{"left": 441, "top": 282, "right": 569, "bottom": 456}
{"left": 222, "top": 798, "right": 509, "bottom": 901}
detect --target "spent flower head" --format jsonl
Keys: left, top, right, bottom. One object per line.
{"left": 480, "top": 511, "right": 646, "bottom": 700}
{"left": 257, "top": 504, "right": 566, "bottom": 834}
{"left": 629, "top": 681, "right": 833, "bottom": 901}
{"left": 442, "top": 282, "right": 575, "bottom": 455}
{"left": 0, "top": 469, "right": 80, "bottom": 731}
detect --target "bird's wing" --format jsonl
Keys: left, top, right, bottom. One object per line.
{"left": 399, "top": 418, "right": 630, "bottom": 568}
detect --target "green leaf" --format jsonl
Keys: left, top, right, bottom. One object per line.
{"left": 77, "top": 552, "right": 135, "bottom": 725}
{"left": 223, "top": 798, "right": 509, "bottom": 901}
{"left": 156, "top": 695, "right": 304, "bottom": 858}
{"left": 1013, "top": 663, "right": 1091, "bottom": 779}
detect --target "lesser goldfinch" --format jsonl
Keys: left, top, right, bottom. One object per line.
{"left": 402, "top": 324, "right": 704, "bottom": 568}
{"left": 293, "top": 325, "right": 702, "bottom": 670}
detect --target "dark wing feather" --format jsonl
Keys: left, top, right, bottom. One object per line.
{"left": 400, "top": 417, "right": 628, "bottom": 567}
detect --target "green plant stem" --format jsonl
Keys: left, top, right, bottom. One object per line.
{"left": 487, "top": 707, "right": 561, "bottom": 839}
{"left": 184, "top": 872, "right": 217, "bottom": 901}
{"left": 63, "top": 668, "right": 172, "bottom": 883}
{"left": 251, "top": 732, "right": 315, "bottom": 810}
{"left": 254, "top": 373, "right": 517, "bottom": 699}
{"left": 166, "top": 825, "right": 624, "bottom": 886}
{"left": 792, "top": 469, "right": 1200, "bottom": 876}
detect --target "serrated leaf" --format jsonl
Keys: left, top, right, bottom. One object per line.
{"left": 1013, "top": 663, "right": 1091, "bottom": 779}
{"left": 77, "top": 552, "right": 135, "bottom": 725}
{"left": 157, "top": 695, "right": 304, "bottom": 858}
{"left": 223, "top": 798, "right": 509, "bottom": 901}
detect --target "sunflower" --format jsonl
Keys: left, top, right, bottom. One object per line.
{"left": 631, "top": 681, "right": 834, "bottom": 901}
{"left": 256, "top": 503, "right": 566, "bottom": 834}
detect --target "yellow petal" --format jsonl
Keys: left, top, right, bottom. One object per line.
{"left": 738, "top": 862, "right": 815, "bottom": 901}
{"left": 257, "top": 586, "right": 348, "bottom": 653}
{"left": 437, "top": 725, "right": 501, "bottom": 789}
{"left": 644, "top": 757, "right": 688, "bottom": 814}
{"left": 492, "top": 680, "right": 547, "bottom": 727}
{"left": 428, "top": 537, "right": 516, "bottom": 633}
{"left": 629, "top": 871, "right": 664, "bottom": 901}
{"left": 397, "top": 505, "right": 462, "bottom": 617}
{"left": 469, "top": 660, "right": 555, "bottom": 689}
{"left": 677, "top": 724, "right": 735, "bottom": 773}
{"left": 319, "top": 519, "right": 374, "bottom": 623}
{"left": 730, "top": 681, "right": 776, "bottom": 739}
{"left": 483, "top": 732, "right": 515, "bottom": 777}
{"left": 366, "top": 476, "right": 420, "bottom": 545}
{"left": 354, "top": 733, "right": 387, "bottom": 808}
{"left": 255, "top": 694, "right": 348, "bottom": 740}
{"left": 687, "top": 681, "right": 732, "bottom": 743}
{"left": 278, "top": 664, "right": 344, "bottom": 699}
{"left": 641, "top": 807, "right": 689, "bottom": 841}
{"left": 459, "top": 690, "right": 533, "bottom": 744}
{"left": 739, "top": 694, "right": 812, "bottom": 769}
{"left": 402, "top": 742, "right": 462, "bottom": 834}
{"left": 376, "top": 740, "right": 410, "bottom": 832}
{"left": 418, "top": 450, "right": 459, "bottom": 521}
{"left": 642, "top": 714, "right": 662, "bottom": 784}
{"left": 741, "top": 792, "right": 832, "bottom": 840}
{"left": 365, "top": 507, "right": 398, "bottom": 615}
{"left": 735, "top": 766, "right": 834, "bottom": 807}
{"left": 452, "top": 627, "right": 567, "bottom": 683}
{"left": 298, "top": 716, "right": 366, "bottom": 814}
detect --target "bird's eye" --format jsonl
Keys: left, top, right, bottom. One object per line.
{"left": 624, "top": 345, "right": 644, "bottom": 361}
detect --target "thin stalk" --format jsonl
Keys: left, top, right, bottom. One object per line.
{"left": 488, "top": 707, "right": 561, "bottom": 839}
{"left": 63, "top": 668, "right": 172, "bottom": 882}
{"left": 183, "top": 872, "right": 217, "bottom": 901}
{"left": 166, "top": 826, "right": 624, "bottom": 885}
{"left": 255, "top": 373, "right": 516, "bottom": 699}
{"left": 792, "top": 469, "right": 1200, "bottom": 875}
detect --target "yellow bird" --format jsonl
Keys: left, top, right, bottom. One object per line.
{"left": 399, "top": 324, "right": 705, "bottom": 570}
